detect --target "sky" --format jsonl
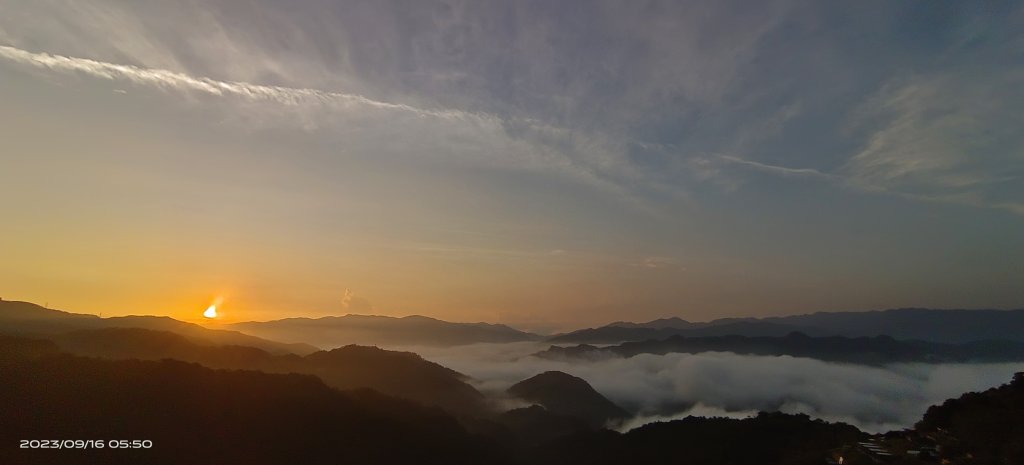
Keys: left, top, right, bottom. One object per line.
{"left": 1, "top": 0, "right": 1022, "bottom": 330}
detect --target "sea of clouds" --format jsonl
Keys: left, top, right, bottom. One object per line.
{"left": 403, "top": 342, "right": 1024, "bottom": 433}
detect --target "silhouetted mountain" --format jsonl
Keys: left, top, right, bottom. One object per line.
{"left": 551, "top": 308, "right": 1024, "bottom": 344}
{"left": 823, "top": 372, "right": 1024, "bottom": 464}
{"left": 507, "top": 371, "right": 629, "bottom": 428}
{"left": 0, "top": 334, "right": 61, "bottom": 361}
{"left": 36, "top": 327, "right": 486, "bottom": 415}
{"left": 680, "top": 320, "right": 825, "bottom": 337}
{"left": 303, "top": 345, "right": 486, "bottom": 414}
{"left": 0, "top": 300, "right": 316, "bottom": 354}
{"left": 228, "top": 314, "right": 541, "bottom": 348}
{"left": 607, "top": 317, "right": 696, "bottom": 329}
{"left": 548, "top": 326, "right": 689, "bottom": 344}
{"left": 550, "top": 320, "right": 812, "bottom": 344}
{"left": 532, "top": 412, "right": 864, "bottom": 465}
{"left": 52, "top": 327, "right": 283, "bottom": 367}
{"left": 0, "top": 338, "right": 509, "bottom": 465}
{"left": 763, "top": 308, "right": 1024, "bottom": 343}
{"left": 913, "top": 372, "right": 1024, "bottom": 464}
{"left": 536, "top": 332, "right": 1024, "bottom": 365}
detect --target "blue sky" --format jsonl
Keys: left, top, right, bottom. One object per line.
{"left": 0, "top": 0, "right": 1021, "bottom": 329}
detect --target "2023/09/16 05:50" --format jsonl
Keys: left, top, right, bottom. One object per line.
{"left": 20, "top": 439, "right": 153, "bottom": 449}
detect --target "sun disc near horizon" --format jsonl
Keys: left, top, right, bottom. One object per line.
{"left": 203, "top": 304, "right": 218, "bottom": 319}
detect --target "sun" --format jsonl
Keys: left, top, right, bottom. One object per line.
{"left": 202, "top": 296, "right": 226, "bottom": 320}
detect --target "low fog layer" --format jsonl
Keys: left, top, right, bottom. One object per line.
{"left": 406, "top": 342, "right": 1024, "bottom": 433}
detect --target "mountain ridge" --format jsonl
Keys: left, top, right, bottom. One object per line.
{"left": 551, "top": 308, "right": 1024, "bottom": 344}
{"left": 228, "top": 313, "right": 541, "bottom": 348}
{"left": 0, "top": 300, "right": 317, "bottom": 355}
{"left": 16, "top": 328, "right": 487, "bottom": 414}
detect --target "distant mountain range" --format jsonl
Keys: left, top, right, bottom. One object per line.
{"left": 228, "top": 314, "right": 541, "bottom": 348}
{"left": 7, "top": 299, "right": 1024, "bottom": 349}
{"left": 536, "top": 332, "right": 1024, "bottom": 365}
{"left": 0, "top": 300, "right": 316, "bottom": 354}
{"left": 550, "top": 308, "right": 1024, "bottom": 344}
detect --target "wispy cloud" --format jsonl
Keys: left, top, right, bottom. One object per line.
{"left": 0, "top": 43, "right": 687, "bottom": 218}
{"left": 7, "top": 8, "right": 1018, "bottom": 219}
{"left": 340, "top": 288, "right": 373, "bottom": 313}
{"left": 0, "top": 44, "right": 469, "bottom": 120}
{"left": 694, "top": 150, "right": 1024, "bottom": 217}
{"left": 716, "top": 155, "right": 835, "bottom": 179}
{"left": 838, "top": 72, "right": 1024, "bottom": 215}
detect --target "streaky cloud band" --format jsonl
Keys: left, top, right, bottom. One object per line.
{"left": 0, "top": 44, "right": 472, "bottom": 121}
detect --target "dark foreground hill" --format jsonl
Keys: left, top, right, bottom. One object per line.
{"left": 228, "top": 314, "right": 540, "bottom": 348}
{"left": 39, "top": 327, "right": 487, "bottom": 415}
{"left": 0, "top": 338, "right": 507, "bottom": 465}
{"left": 532, "top": 412, "right": 865, "bottom": 465}
{"left": 551, "top": 308, "right": 1024, "bottom": 344}
{"left": 507, "top": 371, "right": 629, "bottom": 428}
{"left": 825, "top": 372, "right": 1024, "bottom": 465}
{"left": 0, "top": 300, "right": 316, "bottom": 354}
{"left": 914, "top": 372, "right": 1024, "bottom": 464}
{"left": 536, "top": 332, "right": 1024, "bottom": 365}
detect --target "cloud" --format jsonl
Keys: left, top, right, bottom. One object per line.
{"left": 0, "top": 45, "right": 466, "bottom": 119}
{"left": 691, "top": 149, "right": 1024, "bottom": 216}
{"left": 678, "top": 152, "right": 837, "bottom": 195}
{"left": 409, "top": 342, "right": 1024, "bottom": 433}
{"left": 839, "top": 72, "right": 1024, "bottom": 215}
{"left": 4, "top": 1, "right": 1020, "bottom": 220}
{"left": 716, "top": 155, "right": 835, "bottom": 180}
{"left": 340, "top": 288, "right": 373, "bottom": 313}
{"left": 0, "top": 0, "right": 804, "bottom": 219}
{"left": 0, "top": 42, "right": 689, "bottom": 219}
